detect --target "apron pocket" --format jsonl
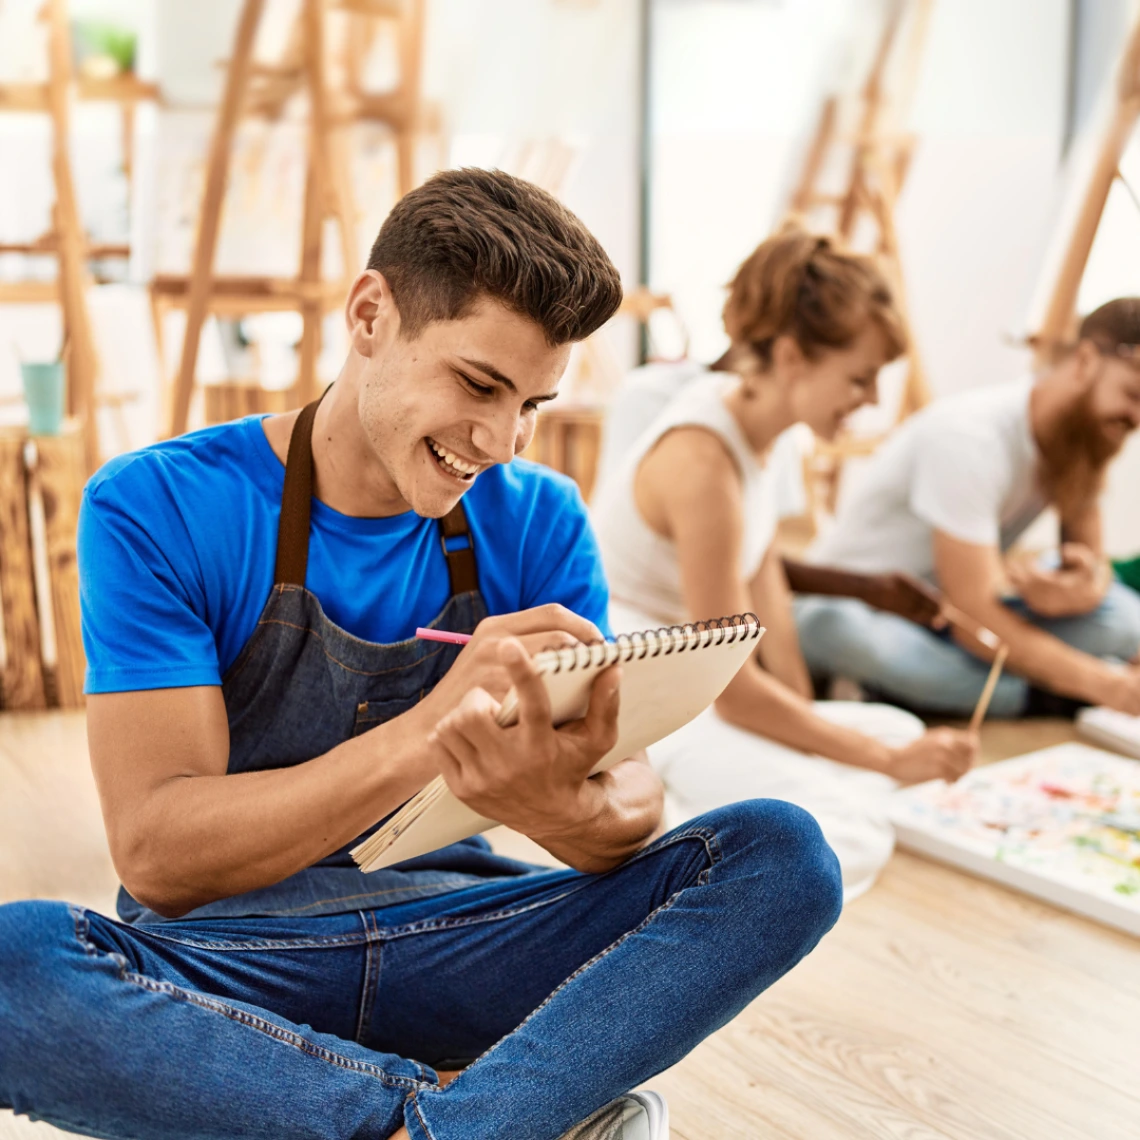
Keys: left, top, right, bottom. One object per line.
{"left": 353, "top": 696, "right": 421, "bottom": 736}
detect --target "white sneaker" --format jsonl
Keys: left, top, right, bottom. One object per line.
{"left": 559, "top": 1090, "right": 670, "bottom": 1140}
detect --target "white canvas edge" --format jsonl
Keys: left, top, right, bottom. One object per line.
{"left": 893, "top": 823, "right": 1140, "bottom": 938}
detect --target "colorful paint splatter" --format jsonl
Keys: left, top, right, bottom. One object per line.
{"left": 890, "top": 743, "right": 1140, "bottom": 932}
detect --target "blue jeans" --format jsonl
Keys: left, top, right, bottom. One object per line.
{"left": 0, "top": 801, "right": 842, "bottom": 1140}
{"left": 793, "top": 580, "right": 1140, "bottom": 718}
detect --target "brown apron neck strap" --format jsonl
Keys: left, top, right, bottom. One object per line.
{"left": 274, "top": 392, "right": 480, "bottom": 597}
{"left": 440, "top": 501, "right": 478, "bottom": 596}
{"left": 274, "top": 397, "right": 324, "bottom": 586}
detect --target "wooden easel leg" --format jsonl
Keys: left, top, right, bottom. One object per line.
{"left": 169, "top": 0, "right": 267, "bottom": 437}
{"left": 296, "top": 0, "right": 332, "bottom": 407}
{"left": 297, "top": 164, "right": 324, "bottom": 407}
{"left": 395, "top": 0, "right": 426, "bottom": 198}
{"left": 790, "top": 97, "right": 838, "bottom": 217}
{"left": 46, "top": 0, "right": 101, "bottom": 472}
{"left": 1035, "top": 22, "right": 1140, "bottom": 355}
{"left": 327, "top": 125, "right": 359, "bottom": 282}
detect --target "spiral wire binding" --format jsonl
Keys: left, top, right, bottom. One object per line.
{"left": 542, "top": 613, "right": 762, "bottom": 673}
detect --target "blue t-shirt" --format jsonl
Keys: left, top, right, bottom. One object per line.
{"left": 79, "top": 415, "right": 611, "bottom": 694}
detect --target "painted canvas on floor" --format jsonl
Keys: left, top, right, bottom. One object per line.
{"left": 889, "top": 742, "right": 1140, "bottom": 936}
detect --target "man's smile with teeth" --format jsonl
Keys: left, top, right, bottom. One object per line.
{"left": 427, "top": 438, "right": 480, "bottom": 479}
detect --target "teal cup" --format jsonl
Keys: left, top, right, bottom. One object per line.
{"left": 20, "top": 361, "right": 65, "bottom": 436}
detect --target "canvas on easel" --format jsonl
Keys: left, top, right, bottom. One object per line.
{"left": 779, "top": 0, "right": 936, "bottom": 524}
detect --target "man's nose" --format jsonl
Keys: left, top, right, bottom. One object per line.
{"left": 470, "top": 413, "right": 519, "bottom": 466}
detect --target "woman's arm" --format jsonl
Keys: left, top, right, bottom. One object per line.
{"left": 637, "top": 429, "right": 974, "bottom": 782}
{"left": 636, "top": 429, "right": 896, "bottom": 772}
{"left": 750, "top": 549, "right": 813, "bottom": 698}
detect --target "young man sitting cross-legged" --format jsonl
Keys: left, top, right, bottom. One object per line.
{"left": 0, "top": 169, "right": 842, "bottom": 1140}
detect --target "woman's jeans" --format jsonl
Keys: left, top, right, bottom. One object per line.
{"left": 794, "top": 580, "right": 1140, "bottom": 718}
{"left": 0, "top": 801, "right": 842, "bottom": 1140}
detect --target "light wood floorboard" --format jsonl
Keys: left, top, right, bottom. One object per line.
{"left": 0, "top": 712, "right": 1136, "bottom": 1139}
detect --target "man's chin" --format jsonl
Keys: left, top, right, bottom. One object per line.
{"left": 406, "top": 482, "right": 475, "bottom": 519}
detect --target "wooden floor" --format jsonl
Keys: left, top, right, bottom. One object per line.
{"left": 1, "top": 712, "right": 1138, "bottom": 1140}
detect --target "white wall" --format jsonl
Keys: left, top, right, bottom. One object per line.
{"left": 647, "top": 0, "right": 853, "bottom": 361}
{"left": 899, "top": 0, "right": 1068, "bottom": 397}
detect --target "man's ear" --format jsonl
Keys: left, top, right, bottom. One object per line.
{"left": 345, "top": 270, "right": 400, "bottom": 358}
{"left": 1073, "top": 339, "right": 1104, "bottom": 388}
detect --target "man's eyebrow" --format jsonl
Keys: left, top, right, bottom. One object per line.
{"left": 458, "top": 357, "right": 518, "bottom": 391}
{"left": 458, "top": 357, "right": 558, "bottom": 402}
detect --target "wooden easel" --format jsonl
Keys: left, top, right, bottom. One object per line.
{"left": 165, "top": 0, "right": 433, "bottom": 436}
{"left": 0, "top": 0, "right": 101, "bottom": 471}
{"left": 783, "top": 0, "right": 935, "bottom": 519}
{"left": 1031, "top": 12, "right": 1140, "bottom": 356}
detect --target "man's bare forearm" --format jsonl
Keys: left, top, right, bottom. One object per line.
{"left": 111, "top": 708, "right": 437, "bottom": 917}
{"left": 781, "top": 558, "right": 879, "bottom": 601}
{"left": 954, "top": 596, "right": 1111, "bottom": 703}
{"left": 529, "top": 756, "right": 664, "bottom": 874}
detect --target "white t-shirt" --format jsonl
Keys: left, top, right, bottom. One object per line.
{"left": 809, "top": 379, "right": 1046, "bottom": 582}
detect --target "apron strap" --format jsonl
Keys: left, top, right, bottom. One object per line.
{"left": 274, "top": 393, "right": 480, "bottom": 596}
{"left": 440, "top": 501, "right": 478, "bottom": 595}
{"left": 274, "top": 397, "right": 322, "bottom": 586}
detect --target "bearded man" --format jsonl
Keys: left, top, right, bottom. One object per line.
{"left": 792, "top": 298, "right": 1140, "bottom": 718}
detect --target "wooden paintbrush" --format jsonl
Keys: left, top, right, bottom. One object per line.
{"left": 969, "top": 645, "right": 1009, "bottom": 734}
{"left": 941, "top": 601, "right": 1001, "bottom": 651}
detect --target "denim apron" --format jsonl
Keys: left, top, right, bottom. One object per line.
{"left": 118, "top": 396, "right": 533, "bottom": 924}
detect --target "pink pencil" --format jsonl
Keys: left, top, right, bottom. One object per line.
{"left": 416, "top": 627, "right": 472, "bottom": 645}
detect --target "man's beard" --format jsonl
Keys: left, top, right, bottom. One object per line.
{"left": 1037, "top": 385, "right": 1125, "bottom": 518}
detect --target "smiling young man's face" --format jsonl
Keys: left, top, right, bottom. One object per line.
{"left": 356, "top": 294, "right": 572, "bottom": 518}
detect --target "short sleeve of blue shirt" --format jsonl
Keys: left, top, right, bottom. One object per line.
{"left": 79, "top": 417, "right": 612, "bottom": 694}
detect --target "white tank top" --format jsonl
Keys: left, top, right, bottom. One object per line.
{"left": 592, "top": 372, "right": 781, "bottom": 627}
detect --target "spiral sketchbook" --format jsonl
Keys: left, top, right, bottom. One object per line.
{"left": 352, "top": 615, "right": 765, "bottom": 872}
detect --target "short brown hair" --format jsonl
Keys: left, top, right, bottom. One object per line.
{"left": 723, "top": 223, "right": 907, "bottom": 366}
{"left": 367, "top": 168, "right": 623, "bottom": 345}
{"left": 1079, "top": 297, "right": 1140, "bottom": 353}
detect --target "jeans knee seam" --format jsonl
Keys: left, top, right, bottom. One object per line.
{"left": 131, "top": 974, "right": 428, "bottom": 1091}
{"left": 70, "top": 907, "right": 428, "bottom": 1094}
